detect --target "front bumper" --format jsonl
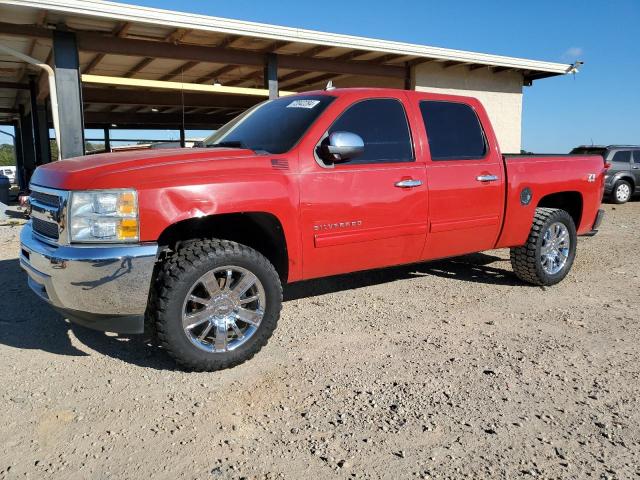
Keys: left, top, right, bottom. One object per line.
{"left": 20, "top": 222, "right": 158, "bottom": 334}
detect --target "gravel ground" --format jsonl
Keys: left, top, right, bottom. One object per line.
{"left": 0, "top": 202, "right": 638, "bottom": 479}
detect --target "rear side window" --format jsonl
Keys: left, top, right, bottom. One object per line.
{"left": 611, "top": 150, "right": 631, "bottom": 163}
{"left": 326, "top": 98, "right": 414, "bottom": 164}
{"left": 420, "top": 101, "right": 487, "bottom": 161}
{"left": 634, "top": 151, "right": 640, "bottom": 163}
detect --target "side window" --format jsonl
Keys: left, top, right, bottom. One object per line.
{"left": 633, "top": 151, "right": 640, "bottom": 163}
{"left": 611, "top": 150, "right": 631, "bottom": 163}
{"left": 323, "top": 98, "right": 413, "bottom": 165}
{"left": 419, "top": 101, "right": 487, "bottom": 161}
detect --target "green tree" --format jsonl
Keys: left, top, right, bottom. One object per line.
{"left": 0, "top": 143, "right": 15, "bottom": 166}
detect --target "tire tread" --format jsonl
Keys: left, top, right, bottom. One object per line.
{"left": 510, "top": 208, "right": 574, "bottom": 286}
{"left": 150, "top": 239, "right": 282, "bottom": 372}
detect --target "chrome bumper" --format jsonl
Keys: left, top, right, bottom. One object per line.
{"left": 20, "top": 222, "right": 158, "bottom": 334}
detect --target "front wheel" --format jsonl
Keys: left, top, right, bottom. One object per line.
{"left": 151, "top": 239, "right": 282, "bottom": 371}
{"left": 510, "top": 208, "right": 577, "bottom": 286}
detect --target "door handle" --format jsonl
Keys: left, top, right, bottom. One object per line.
{"left": 395, "top": 179, "right": 423, "bottom": 188}
{"left": 476, "top": 174, "right": 499, "bottom": 182}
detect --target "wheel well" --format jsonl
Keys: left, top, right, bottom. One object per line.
{"left": 537, "top": 191, "right": 583, "bottom": 228}
{"left": 614, "top": 175, "right": 635, "bottom": 189}
{"left": 157, "top": 212, "right": 289, "bottom": 281}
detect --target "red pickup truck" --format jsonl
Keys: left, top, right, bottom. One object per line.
{"left": 21, "top": 88, "right": 605, "bottom": 371}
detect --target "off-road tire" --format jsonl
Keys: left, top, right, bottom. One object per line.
{"left": 510, "top": 208, "right": 577, "bottom": 286}
{"left": 612, "top": 180, "right": 632, "bottom": 204}
{"left": 151, "top": 239, "right": 282, "bottom": 371}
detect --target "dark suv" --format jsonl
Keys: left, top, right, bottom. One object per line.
{"left": 570, "top": 145, "right": 640, "bottom": 204}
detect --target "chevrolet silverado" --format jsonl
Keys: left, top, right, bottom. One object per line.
{"left": 20, "top": 88, "right": 606, "bottom": 371}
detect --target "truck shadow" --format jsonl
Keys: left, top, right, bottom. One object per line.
{"left": 0, "top": 257, "right": 177, "bottom": 371}
{"left": 284, "top": 252, "right": 523, "bottom": 301}
{"left": 0, "top": 251, "right": 521, "bottom": 370}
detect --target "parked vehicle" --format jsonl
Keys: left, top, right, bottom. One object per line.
{"left": 570, "top": 145, "right": 640, "bottom": 204}
{"left": 21, "top": 88, "right": 606, "bottom": 371}
{"left": 1, "top": 166, "right": 16, "bottom": 184}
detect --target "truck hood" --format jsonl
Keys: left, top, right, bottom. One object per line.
{"left": 30, "top": 148, "right": 274, "bottom": 190}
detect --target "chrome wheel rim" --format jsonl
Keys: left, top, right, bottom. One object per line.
{"left": 616, "top": 183, "right": 631, "bottom": 202}
{"left": 540, "top": 222, "right": 570, "bottom": 275}
{"left": 182, "top": 266, "right": 266, "bottom": 353}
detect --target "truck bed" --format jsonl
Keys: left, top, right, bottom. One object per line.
{"left": 503, "top": 153, "right": 604, "bottom": 160}
{"left": 496, "top": 153, "right": 607, "bottom": 248}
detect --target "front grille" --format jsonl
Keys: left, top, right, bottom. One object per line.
{"left": 29, "top": 186, "right": 66, "bottom": 244}
{"left": 32, "top": 217, "right": 60, "bottom": 240}
{"left": 30, "top": 190, "right": 60, "bottom": 207}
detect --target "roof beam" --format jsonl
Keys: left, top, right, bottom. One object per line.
{"left": 216, "top": 35, "right": 239, "bottom": 49}
{"left": 280, "top": 50, "right": 373, "bottom": 88}
{"left": 468, "top": 64, "right": 487, "bottom": 71}
{"left": 15, "top": 11, "right": 47, "bottom": 89}
{"left": 207, "top": 40, "right": 292, "bottom": 87}
{"left": 299, "top": 45, "right": 334, "bottom": 57}
{"left": 286, "top": 72, "right": 339, "bottom": 91}
{"left": 0, "top": 22, "right": 51, "bottom": 39}
{"left": 0, "top": 22, "right": 406, "bottom": 79}
{"left": 81, "top": 74, "right": 294, "bottom": 96}
{"left": 82, "top": 87, "right": 262, "bottom": 109}
{"left": 83, "top": 22, "right": 132, "bottom": 74}
{"left": 123, "top": 57, "right": 154, "bottom": 77}
{"left": 491, "top": 66, "right": 513, "bottom": 74}
{"left": 74, "top": 32, "right": 405, "bottom": 78}
{"left": 0, "top": 82, "right": 29, "bottom": 90}
{"left": 159, "top": 60, "right": 199, "bottom": 81}
{"left": 166, "top": 28, "right": 192, "bottom": 43}
{"left": 224, "top": 42, "right": 322, "bottom": 87}
{"left": 196, "top": 64, "right": 239, "bottom": 84}
{"left": 84, "top": 111, "right": 227, "bottom": 127}
{"left": 442, "top": 60, "right": 464, "bottom": 69}
{"left": 123, "top": 28, "right": 192, "bottom": 78}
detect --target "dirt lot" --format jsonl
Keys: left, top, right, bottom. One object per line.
{"left": 0, "top": 202, "right": 638, "bottom": 479}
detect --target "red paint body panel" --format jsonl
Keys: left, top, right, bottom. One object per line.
{"left": 495, "top": 155, "right": 606, "bottom": 247}
{"left": 30, "top": 88, "right": 604, "bottom": 283}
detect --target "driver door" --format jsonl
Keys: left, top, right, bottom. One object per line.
{"left": 298, "top": 95, "right": 428, "bottom": 280}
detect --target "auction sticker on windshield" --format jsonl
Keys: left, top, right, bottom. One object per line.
{"left": 287, "top": 100, "right": 321, "bottom": 109}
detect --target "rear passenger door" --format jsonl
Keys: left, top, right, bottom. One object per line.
{"left": 416, "top": 99, "right": 505, "bottom": 259}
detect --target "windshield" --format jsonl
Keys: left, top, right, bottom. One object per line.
{"left": 203, "top": 95, "right": 335, "bottom": 154}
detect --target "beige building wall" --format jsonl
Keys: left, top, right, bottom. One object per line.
{"left": 413, "top": 63, "right": 524, "bottom": 153}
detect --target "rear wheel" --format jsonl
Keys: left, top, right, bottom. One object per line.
{"left": 152, "top": 239, "right": 282, "bottom": 371}
{"left": 612, "top": 180, "right": 632, "bottom": 204}
{"left": 510, "top": 208, "right": 577, "bottom": 286}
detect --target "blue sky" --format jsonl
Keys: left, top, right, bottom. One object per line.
{"left": 2, "top": 0, "right": 639, "bottom": 153}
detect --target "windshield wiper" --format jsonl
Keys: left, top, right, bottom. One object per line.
{"left": 206, "top": 140, "right": 249, "bottom": 149}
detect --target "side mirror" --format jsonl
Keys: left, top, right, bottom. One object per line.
{"left": 320, "top": 131, "right": 364, "bottom": 163}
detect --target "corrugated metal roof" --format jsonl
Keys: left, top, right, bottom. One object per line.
{"left": 1, "top": 0, "right": 573, "bottom": 74}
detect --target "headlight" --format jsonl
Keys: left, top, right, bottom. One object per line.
{"left": 69, "top": 190, "right": 139, "bottom": 243}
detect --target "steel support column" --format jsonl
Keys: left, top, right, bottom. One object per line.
{"left": 28, "top": 77, "right": 46, "bottom": 165}
{"left": 104, "top": 127, "right": 110, "bottom": 152}
{"left": 264, "top": 53, "right": 278, "bottom": 99}
{"left": 179, "top": 127, "right": 186, "bottom": 148}
{"left": 404, "top": 62, "right": 412, "bottom": 90}
{"left": 35, "top": 102, "right": 51, "bottom": 164}
{"left": 18, "top": 105, "right": 36, "bottom": 185}
{"left": 53, "top": 30, "right": 85, "bottom": 158}
{"left": 12, "top": 119, "right": 26, "bottom": 190}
